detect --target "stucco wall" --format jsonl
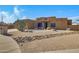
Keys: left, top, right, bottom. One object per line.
{"left": 55, "top": 20, "right": 68, "bottom": 30}
{"left": 0, "top": 26, "right": 8, "bottom": 34}
{"left": 14, "top": 17, "right": 72, "bottom": 30}
{"left": 35, "top": 17, "right": 69, "bottom": 30}
{"left": 68, "top": 25, "right": 79, "bottom": 30}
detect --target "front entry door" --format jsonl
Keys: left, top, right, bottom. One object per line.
{"left": 45, "top": 22, "right": 48, "bottom": 29}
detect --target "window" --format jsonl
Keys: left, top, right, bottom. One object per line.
{"left": 51, "top": 23, "right": 56, "bottom": 27}
{"left": 38, "top": 23, "right": 43, "bottom": 27}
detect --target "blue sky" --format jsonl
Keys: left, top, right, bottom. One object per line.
{"left": 0, "top": 5, "right": 79, "bottom": 23}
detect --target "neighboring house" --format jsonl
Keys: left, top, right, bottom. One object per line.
{"left": 0, "top": 22, "right": 8, "bottom": 35}
{"left": 7, "top": 24, "right": 15, "bottom": 29}
{"left": 14, "top": 19, "right": 35, "bottom": 29}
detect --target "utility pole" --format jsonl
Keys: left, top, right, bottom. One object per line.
{"left": 1, "top": 15, "right": 3, "bottom": 23}
{"left": 0, "top": 14, "right": 3, "bottom": 34}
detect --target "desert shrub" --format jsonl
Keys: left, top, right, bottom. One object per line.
{"left": 16, "top": 20, "right": 26, "bottom": 32}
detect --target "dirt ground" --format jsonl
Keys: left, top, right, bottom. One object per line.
{"left": 8, "top": 29, "right": 79, "bottom": 53}
{"left": 20, "top": 33, "right": 79, "bottom": 53}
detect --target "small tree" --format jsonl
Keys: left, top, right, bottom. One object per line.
{"left": 17, "top": 20, "right": 26, "bottom": 32}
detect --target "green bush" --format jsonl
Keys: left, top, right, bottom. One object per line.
{"left": 17, "top": 20, "right": 26, "bottom": 32}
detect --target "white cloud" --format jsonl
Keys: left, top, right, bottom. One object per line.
{"left": 0, "top": 6, "right": 25, "bottom": 23}
{"left": 68, "top": 16, "right": 79, "bottom": 20}
{"left": 14, "top": 6, "right": 20, "bottom": 16}
{"left": 14, "top": 6, "right": 24, "bottom": 18}
{"left": 21, "top": 16, "right": 28, "bottom": 19}
{"left": 68, "top": 16, "right": 79, "bottom": 25}
{"left": 68, "top": 16, "right": 79, "bottom": 22}
{"left": 0, "top": 11, "right": 17, "bottom": 23}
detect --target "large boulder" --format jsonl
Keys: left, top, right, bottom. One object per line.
{"left": 0, "top": 35, "right": 21, "bottom": 53}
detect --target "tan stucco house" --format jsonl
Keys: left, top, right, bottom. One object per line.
{"left": 14, "top": 17, "right": 72, "bottom": 30}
